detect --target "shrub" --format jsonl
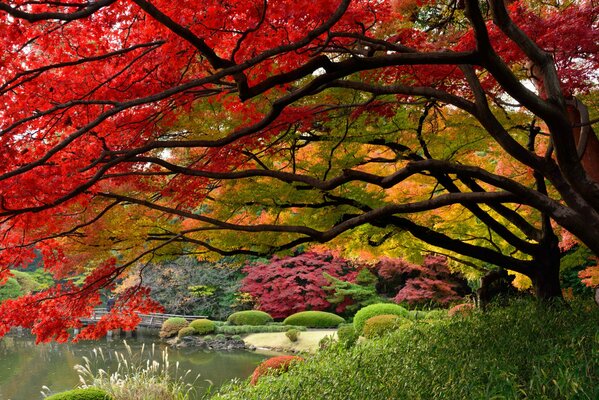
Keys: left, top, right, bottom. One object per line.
{"left": 424, "top": 309, "right": 449, "bottom": 320}
{"left": 285, "top": 328, "right": 300, "bottom": 342}
{"left": 215, "top": 333, "right": 226, "bottom": 340}
{"left": 45, "top": 388, "right": 113, "bottom": 400}
{"left": 227, "top": 310, "right": 273, "bottom": 326}
{"left": 362, "top": 315, "right": 405, "bottom": 339}
{"left": 250, "top": 356, "right": 304, "bottom": 385}
{"left": 189, "top": 318, "right": 216, "bottom": 334}
{"left": 336, "top": 324, "right": 358, "bottom": 348}
{"left": 241, "top": 252, "right": 359, "bottom": 318}
{"left": 353, "top": 303, "right": 409, "bottom": 334}
{"left": 177, "top": 327, "right": 196, "bottom": 338}
{"left": 159, "top": 317, "right": 189, "bottom": 339}
{"left": 448, "top": 303, "right": 475, "bottom": 318}
{"left": 283, "top": 311, "right": 345, "bottom": 328}
{"left": 203, "top": 335, "right": 213, "bottom": 341}
{"left": 231, "top": 335, "right": 242, "bottom": 341}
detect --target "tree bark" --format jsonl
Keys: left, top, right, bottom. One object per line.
{"left": 530, "top": 240, "right": 563, "bottom": 301}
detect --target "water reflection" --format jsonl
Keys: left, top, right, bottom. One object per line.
{"left": 0, "top": 329, "right": 267, "bottom": 400}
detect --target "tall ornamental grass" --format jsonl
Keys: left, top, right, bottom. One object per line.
{"left": 213, "top": 300, "right": 599, "bottom": 400}
{"left": 74, "top": 341, "right": 199, "bottom": 400}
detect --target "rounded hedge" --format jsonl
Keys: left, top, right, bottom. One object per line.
{"left": 178, "top": 326, "right": 196, "bottom": 338}
{"left": 353, "top": 303, "right": 409, "bottom": 334}
{"left": 45, "top": 388, "right": 113, "bottom": 400}
{"left": 362, "top": 314, "right": 404, "bottom": 339}
{"left": 250, "top": 356, "right": 304, "bottom": 385}
{"left": 227, "top": 310, "right": 273, "bottom": 326}
{"left": 159, "top": 317, "right": 189, "bottom": 339}
{"left": 189, "top": 318, "right": 216, "bottom": 334}
{"left": 283, "top": 311, "right": 345, "bottom": 328}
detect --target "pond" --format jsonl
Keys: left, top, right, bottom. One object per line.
{"left": 0, "top": 329, "right": 269, "bottom": 400}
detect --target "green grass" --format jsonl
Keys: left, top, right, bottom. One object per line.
{"left": 212, "top": 300, "right": 599, "bottom": 400}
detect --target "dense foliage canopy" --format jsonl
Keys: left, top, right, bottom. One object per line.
{"left": 0, "top": 0, "right": 598, "bottom": 341}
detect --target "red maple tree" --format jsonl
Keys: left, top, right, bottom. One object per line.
{"left": 0, "top": 0, "right": 597, "bottom": 341}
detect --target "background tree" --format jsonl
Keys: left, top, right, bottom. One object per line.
{"left": 0, "top": 0, "right": 597, "bottom": 340}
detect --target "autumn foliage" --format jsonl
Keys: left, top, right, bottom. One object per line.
{"left": 241, "top": 252, "right": 358, "bottom": 318}
{"left": 0, "top": 0, "right": 598, "bottom": 342}
{"left": 250, "top": 356, "right": 304, "bottom": 385}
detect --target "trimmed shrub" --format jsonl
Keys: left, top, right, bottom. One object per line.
{"left": 227, "top": 310, "right": 273, "bottom": 326}
{"left": 250, "top": 356, "right": 304, "bottom": 385}
{"left": 448, "top": 303, "right": 475, "bottom": 318}
{"left": 203, "top": 335, "right": 213, "bottom": 341}
{"left": 337, "top": 324, "right": 358, "bottom": 348}
{"left": 177, "top": 327, "right": 196, "bottom": 338}
{"left": 283, "top": 311, "right": 345, "bottom": 328}
{"left": 189, "top": 318, "right": 216, "bottom": 334}
{"left": 45, "top": 388, "right": 113, "bottom": 400}
{"left": 285, "top": 328, "right": 300, "bottom": 342}
{"left": 424, "top": 309, "right": 449, "bottom": 320}
{"left": 362, "top": 314, "right": 404, "bottom": 339}
{"left": 216, "top": 325, "right": 307, "bottom": 335}
{"left": 215, "top": 333, "right": 226, "bottom": 340}
{"left": 231, "top": 335, "right": 242, "bottom": 341}
{"left": 353, "top": 303, "right": 409, "bottom": 334}
{"left": 159, "top": 317, "right": 189, "bottom": 339}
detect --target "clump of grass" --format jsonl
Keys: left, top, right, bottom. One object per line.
{"left": 74, "top": 341, "right": 199, "bottom": 400}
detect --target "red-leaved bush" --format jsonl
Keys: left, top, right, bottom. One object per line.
{"left": 250, "top": 355, "right": 304, "bottom": 385}
{"left": 241, "top": 252, "right": 358, "bottom": 318}
{"left": 373, "top": 255, "right": 469, "bottom": 307}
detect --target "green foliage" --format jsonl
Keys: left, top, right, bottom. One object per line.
{"left": 285, "top": 329, "right": 300, "bottom": 342}
{"left": 137, "top": 257, "right": 248, "bottom": 320}
{"left": 336, "top": 324, "right": 358, "bottom": 348}
{"left": 45, "top": 388, "right": 113, "bottom": 400}
{"left": 189, "top": 319, "right": 216, "bottom": 334}
{"left": 213, "top": 300, "right": 599, "bottom": 400}
{"left": 10, "top": 270, "right": 42, "bottom": 293}
{"left": 423, "top": 309, "right": 449, "bottom": 320}
{"left": 215, "top": 334, "right": 226, "bottom": 340}
{"left": 231, "top": 335, "right": 242, "bottom": 341}
{"left": 177, "top": 327, "right": 196, "bottom": 338}
{"left": 362, "top": 315, "right": 406, "bottom": 339}
{"left": 227, "top": 310, "right": 273, "bottom": 326}
{"left": 560, "top": 245, "right": 595, "bottom": 296}
{"left": 215, "top": 324, "right": 307, "bottom": 335}
{"left": 283, "top": 311, "right": 345, "bottom": 328}
{"left": 353, "top": 303, "right": 409, "bottom": 334}
{"left": 324, "top": 269, "right": 383, "bottom": 314}
{"left": 0, "top": 278, "right": 23, "bottom": 302}
{"left": 159, "top": 317, "right": 189, "bottom": 339}
{"left": 203, "top": 335, "right": 213, "bottom": 341}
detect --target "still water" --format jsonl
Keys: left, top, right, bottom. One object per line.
{"left": 0, "top": 329, "right": 269, "bottom": 400}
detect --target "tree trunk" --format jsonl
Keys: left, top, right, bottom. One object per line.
{"left": 530, "top": 241, "right": 563, "bottom": 301}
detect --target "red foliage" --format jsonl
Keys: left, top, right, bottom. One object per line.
{"left": 448, "top": 303, "right": 475, "bottom": 318}
{"left": 372, "top": 255, "right": 468, "bottom": 306}
{"left": 250, "top": 355, "right": 304, "bottom": 385}
{"left": 241, "top": 252, "right": 358, "bottom": 318}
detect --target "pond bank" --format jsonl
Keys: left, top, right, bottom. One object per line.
{"left": 242, "top": 329, "right": 337, "bottom": 353}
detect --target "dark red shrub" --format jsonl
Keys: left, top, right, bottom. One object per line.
{"left": 241, "top": 252, "right": 358, "bottom": 318}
